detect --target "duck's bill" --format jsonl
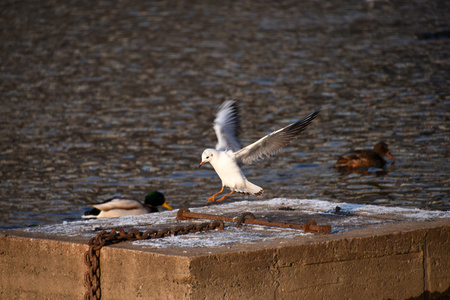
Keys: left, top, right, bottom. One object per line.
{"left": 162, "top": 202, "right": 174, "bottom": 210}
{"left": 386, "top": 151, "right": 395, "bottom": 159}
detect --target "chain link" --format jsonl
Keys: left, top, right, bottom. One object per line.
{"left": 84, "top": 220, "right": 225, "bottom": 300}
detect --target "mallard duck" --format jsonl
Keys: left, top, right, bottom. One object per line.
{"left": 334, "top": 141, "right": 395, "bottom": 169}
{"left": 82, "top": 191, "right": 173, "bottom": 219}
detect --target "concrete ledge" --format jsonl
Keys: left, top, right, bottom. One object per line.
{"left": 1, "top": 218, "right": 449, "bottom": 299}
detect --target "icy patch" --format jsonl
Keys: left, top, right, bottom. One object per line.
{"left": 24, "top": 210, "right": 179, "bottom": 237}
{"left": 145, "top": 225, "right": 306, "bottom": 249}
{"left": 23, "top": 198, "right": 450, "bottom": 248}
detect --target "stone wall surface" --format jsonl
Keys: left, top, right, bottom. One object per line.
{"left": 1, "top": 219, "right": 449, "bottom": 299}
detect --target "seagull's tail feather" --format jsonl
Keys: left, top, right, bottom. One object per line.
{"left": 236, "top": 181, "right": 264, "bottom": 196}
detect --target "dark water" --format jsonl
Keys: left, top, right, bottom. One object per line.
{"left": 1, "top": 0, "right": 449, "bottom": 229}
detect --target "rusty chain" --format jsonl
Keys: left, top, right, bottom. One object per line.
{"left": 84, "top": 220, "right": 225, "bottom": 300}
{"left": 84, "top": 210, "right": 331, "bottom": 299}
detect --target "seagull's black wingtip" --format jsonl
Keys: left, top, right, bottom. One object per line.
{"left": 311, "top": 106, "right": 321, "bottom": 116}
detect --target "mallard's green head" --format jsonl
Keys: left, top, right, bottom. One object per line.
{"left": 145, "top": 191, "right": 173, "bottom": 210}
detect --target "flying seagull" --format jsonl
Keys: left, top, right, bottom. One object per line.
{"left": 199, "top": 100, "right": 320, "bottom": 201}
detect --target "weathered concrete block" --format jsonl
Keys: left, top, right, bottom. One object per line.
{"left": 276, "top": 252, "right": 424, "bottom": 299}
{"left": 1, "top": 220, "right": 449, "bottom": 299}
{"left": 100, "top": 248, "right": 191, "bottom": 299}
{"left": 0, "top": 234, "right": 87, "bottom": 299}
{"left": 425, "top": 226, "right": 450, "bottom": 294}
{"left": 189, "top": 250, "right": 279, "bottom": 299}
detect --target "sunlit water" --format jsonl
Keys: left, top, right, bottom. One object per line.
{"left": 1, "top": 0, "right": 449, "bottom": 228}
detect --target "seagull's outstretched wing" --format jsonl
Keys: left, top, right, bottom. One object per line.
{"left": 214, "top": 100, "right": 242, "bottom": 152}
{"left": 234, "top": 108, "right": 320, "bottom": 165}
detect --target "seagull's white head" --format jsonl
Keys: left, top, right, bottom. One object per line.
{"left": 199, "top": 149, "right": 216, "bottom": 167}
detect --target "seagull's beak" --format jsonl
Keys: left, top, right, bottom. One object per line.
{"left": 199, "top": 161, "right": 206, "bottom": 168}
{"left": 162, "top": 201, "right": 173, "bottom": 210}
{"left": 386, "top": 151, "right": 395, "bottom": 159}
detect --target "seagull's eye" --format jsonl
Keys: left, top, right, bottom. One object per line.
{"left": 206, "top": 156, "right": 209, "bottom": 159}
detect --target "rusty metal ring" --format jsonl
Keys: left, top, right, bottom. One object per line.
{"left": 213, "top": 220, "right": 225, "bottom": 230}
{"left": 235, "top": 212, "right": 256, "bottom": 228}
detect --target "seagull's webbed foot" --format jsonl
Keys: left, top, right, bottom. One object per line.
{"left": 206, "top": 186, "right": 224, "bottom": 201}
{"left": 216, "top": 188, "right": 235, "bottom": 202}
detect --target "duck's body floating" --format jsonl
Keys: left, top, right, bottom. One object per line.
{"left": 200, "top": 100, "right": 320, "bottom": 202}
{"left": 334, "top": 141, "right": 395, "bottom": 169}
{"left": 82, "top": 191, "right": 173, "bottom": 219}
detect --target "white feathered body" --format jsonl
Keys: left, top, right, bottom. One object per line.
{"left": 208, "top": 149, "right": 263, "bottom": 195}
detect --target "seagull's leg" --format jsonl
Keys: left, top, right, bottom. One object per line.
{"left": 216, "top": 188, "right": 235, "bottom": 202}
{"left": 206, "top": 186, "right": 224, "bottom": 201}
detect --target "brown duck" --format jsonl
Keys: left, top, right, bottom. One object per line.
{"left": 334, "top": 142, "right": 395, "bottom": 169}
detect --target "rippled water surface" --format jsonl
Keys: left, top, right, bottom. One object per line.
{"left": 1, "top": 0, "right": 449, "bottom": 228}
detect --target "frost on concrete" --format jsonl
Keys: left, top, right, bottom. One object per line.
{"left": 24, "top": 198, "right": 450, "bottom": 248}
